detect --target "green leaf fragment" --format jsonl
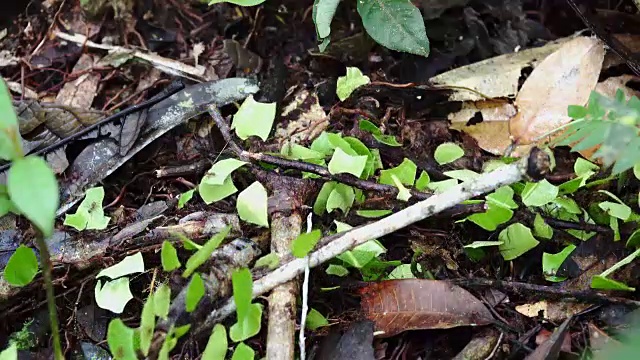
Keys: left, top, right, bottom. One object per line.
{"left": 356, "top": 209, "right": 392, "bottom": 218}
{"left": 521, "top": 180, "right": 558, "bottom": 207}
{"left": 327, "top": 147, "right": 368, "bottom": 178}
{"left": 291, "top": 229, "right": 322, "bottom": 258}
{"left": 434, "top": 143, "right": 464, "bottom": 165}
{"left": 161, "top": 241, "right": 181, "bottom": 272}
{"left": 154, "top": 284, "right": 171, "bottom": 319}
{"left": 599, "top": 201, "right": 631, "bottom": 220}
{"left": 199, "top": 175, "right": 238, "bottom": 204}
{"left": 326, "top": 264, "right": 349, "bottom": 276}
{"left": 178, "top": 189, "right": 195, "bottom": 209}
{"left": 236, "top": 181, "right": 269, "bottom": 227}
{"left": 0, "top": 343, "right": 17, "bottom": 360}
{"left": 326, "top": 183, "right": 355, "bottom": 213}
{"left": 201, "top": 159, "right": 248, "bottom": 186}
{"left": 533, "top": 213, "right": 553, "bottom": 239}
{"left": 231, "top": 95, "right": 276, "bottom": 141}
{"left": 336, "top": 67, "right": 370, "bottom": 101}
{"left": 183, "top": 226, "right": 231, "bottom": 278}
{"left": 305, "top": 308, "right": 329, "bottom": 330}
{"left": 64, "top": 186, "right": 111, "bottom": 231}
{"left": 542, "top": 244, "right": 576, "bottom": 282}
{"left": 254, "top": 253, "right": 280, "bottom": 270}
{"left": 415, "top": 171, "right": 430, "bottom": 191}
{"left": 231, "top": 343, "right": 255, "bottom": 360}
{"left": 107, "top": 319, "right": 137, "bottom": 360}
{"left": 464, "top": 241, "right": 504, "bottom": 249}
{"left": 591, "top": 275, "right": 635, "bottom": 291}
{"left": 3, "top": 245, "right": 38, "bottom": 287}
{"left": 427, "top": 179, "right": 458, "bottom": 193}
{"left": 186, "top": 273, "right": 205, "bottom": 313}
{"left": 390, "top": 174, "right": 411, "bottom": 202}
{"left": 97, "top": 252, "right": 144, "bottom": 279}
{"left": 312, "top": 0, "right": 340, "bottom": 39}
{"left": 202, "top": 324, "right": 228, "bottom": 360}
{"left": 209, "top": 0, "right": 266, "bottom": 5}
{"left": 139, "top": 293, "right": 156, "bottom": 356}
{"left": 7, "top": 156, "right": 58, "bottom": 237}
{"left": 498, "top": 223, "right": 539, "bottom": 260}
{"left": 379, "top": 158, "right": 416, "bottom": 186}
{"left": 95, "top": 277, "right": 133, "bottom": 314}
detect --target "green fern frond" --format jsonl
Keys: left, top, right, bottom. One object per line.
{"left": 554, "top": 90, "right": 640, "bottom": 175}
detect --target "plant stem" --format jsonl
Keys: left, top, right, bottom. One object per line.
{"left": 35, "top": 233, "right": 63, "bottom": 360}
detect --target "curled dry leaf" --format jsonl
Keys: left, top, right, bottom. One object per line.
{"left": 358, "top": 279, "right": 494, "bottom": 338}
{"left": 509, "top": 36, "right": 605, "bottom": 146}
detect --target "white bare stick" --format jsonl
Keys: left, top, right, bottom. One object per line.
{"left": 195, "top": 155, "right": 538, "bottom": 334}
{"left": 54, "top": 31, "right": 207, "bottom": 82}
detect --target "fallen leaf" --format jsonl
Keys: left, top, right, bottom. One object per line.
{"left": 449, "top": 99, "right": 516, "bottom": 155}
{"left": 515, "top": 300, "right": 589, "bottom": 323}
{"left": 358, "top": 279, "right": 493, "bottom": 338}
{"left": 509, "top": 36, "right": 605, "bottom": 146}
{"left": 525, "top": 317, "right": 573, "bottom": 360}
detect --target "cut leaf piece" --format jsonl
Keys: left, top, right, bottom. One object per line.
{"left": 521, "top": 180, "right": 558, "bottom": 207}
{"left": 591, "top": 275, "right": 635, "bottom": 291}
{"left": 178, "top": 189, "right": 195, "bottom": 209}
{"left": 231, "top": 343, "right": 255, "bottom": 360}
{"left": 202, "top": 324, "right": 228, "bottom": 360}
{"left": 199, "top": 176, "right": 238, "bottom": 204}
{"left": 336, "top": 67, "right": 370, "bottom": 101}
{"left": 327, "top": 147, "right": 368, "bottom": 178}
{"left": 63, "top": 186, "right": 111, "bottom": 231}
{"left": 464, "top": 241, "right": 504, "bottom": 249}
{"left": 434, "top": 143, "right": 464, "bottom": 165}
{"left": 183, "top": 226, "right": 231, "bottom": 278}
{"left": 415, "top": 171, "right": 430, "bottom": 191}
{"left": 291, "top": 229, "right": 322, "bottom": 258}
{"left": 542, "top": 244, "right": 576, "bottom": 282}
{"left": 326, "top": 183, "right": 355, "bottom": 213}
{"left": 161, "top": 241, "right": 181, "bottom": 272}
{"left": 312, "top": 0, "right": 340, "bottom": 39}
{"left": 254, "top": 253, "right": 280, "bottom": 270}
{"left": 356, "top": 0, "right": 430, "bottom": 57}
{"left": 95, "top": 278, "right": 133, "bottom": 314}
{"left": 154, "top": 284, "right": 171, "bottom": 319}
{"left": 534, "top": 213, "right": 553, "bottom": 239}
{"left": 236, "top": 181, "right": 269, "bottom": 227}
{"left": 4, "top": 245, "right": 38, "bottom": 287}
{"left": 231, "top": 95, "right": 276, "bottom": 141}
{"left": 107, "top": 319, "right": 136, "bottom": 360}
{"left": 326, "top": 264, "right": 349, "bottom": 276}
{"left": 498, "top": 223, "right": 539, "bottom": 260}
{"left": 186, "top": 273, "right": 205, "bottom": 313}
{"left": 97, "top": 252, "right": 144, "bottom": 279}
{"left": 305, "top": 308, "right": 329, "bottom": 330}
{"left": 201, "top": 159, "right": 248, "bottom": 186}
{"left": 356, "top": 209, "right": 392, "bottom": 218}
{"left": 139, "top": 293, "right": 156, "bottom": 356}
{"left": 378, "top": 158, "right": 417, "bottom": 186}
{"left": 358, "top": 279, "right": 493, "bottom": 338}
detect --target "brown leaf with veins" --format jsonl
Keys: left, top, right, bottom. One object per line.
{"left": 509, "top": 36, "right": 605, "bottom": 146}
{"left": 358, "top": 279, "right": 494, "bottom": 338}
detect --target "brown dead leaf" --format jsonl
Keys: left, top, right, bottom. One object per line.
{"left": 535, "top": 328, "right": 572, "bottom": 353}
{"left": 430, "top": 37, "right": 571, "bottom": 102}
{"left": 358, "top": 279, "right": 494, "bottom": 338}
{"left": 515, "top": 300, "right": 589, "bottom": 323}
{"left": 509, "top": 36, "right": 605, "bottom": 146}
{"left": 449, "top": 99, "right": 517, "bottom": 155}
{"left": 525, "top": 318, "right": 573, "bottom": 360}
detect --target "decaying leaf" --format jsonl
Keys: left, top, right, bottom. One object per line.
{"left": 515, "top": 300, "right": 589, "bottom": 323}
{"left": 449, "top": 99, "right": 517, "bottom": 155}
{"left": 509, "top": 36, "right": 605, "bottom": 146}
{"left": 273, "top": 88, "right": 329, "bottom": 146}
{"left": 358, "top": 279, "right": 493, "bottom": 338}
{"left": 430, "top": 37, "right": 571, "bottom": 102}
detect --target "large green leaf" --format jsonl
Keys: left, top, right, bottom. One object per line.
{"left": 356, "top": 0, "right": 430, "bottom": 57}
{"left": 7, "top": 156, "right": 59, "bottom": 237}
{"left": 313, "top": 0, "right": 340, "bottom": 39}
{"left": 3, "top": 245, "right": 38, "bottom": 287}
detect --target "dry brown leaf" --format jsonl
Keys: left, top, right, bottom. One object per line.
{"left": 430, "top": 37, "right": 571, "bottom": 101}
{"left": 515, "top": 300, "right": 590, "bottom": 322}
{"left": 449, "top": 99, "right": 516, "bottom": 155}
{"left": 358, "top": 279, "right": 494, "bottom": 338}
{"left": 509, "top": 36, "right": 605, "bottom": 146}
